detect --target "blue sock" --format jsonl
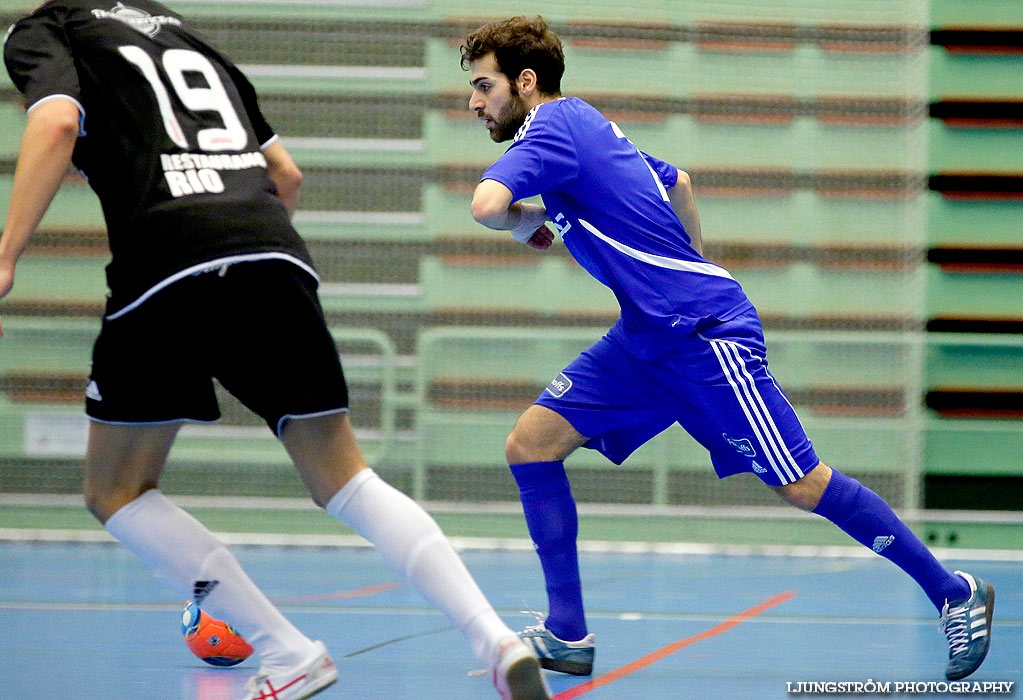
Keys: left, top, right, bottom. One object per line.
{"left": 510, "top": 460, "right": 588, "bottom": 641}
{"left": 813, "top": 469, "right": 970, "bottom": 611}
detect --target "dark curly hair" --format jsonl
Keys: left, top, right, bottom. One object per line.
{"left": 460, "top": 16, "right": 564, "bottom": 95}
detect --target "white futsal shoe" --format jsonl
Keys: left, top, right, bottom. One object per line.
{"left": 491, "top": 635, "right": 553, "bottom": 700}
{"left": 239, "top": 640, "right": 337, "bottom": 700}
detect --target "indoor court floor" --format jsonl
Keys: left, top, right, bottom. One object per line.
{"left": 1, "top": 542, "right": 1019, "bottom": 699}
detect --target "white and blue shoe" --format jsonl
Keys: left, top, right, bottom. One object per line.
{"left": 518, "top": 618, "right": 595, "bottom": 676}
{"left": 940, "top": 571, "right": 994, "bottom": 681}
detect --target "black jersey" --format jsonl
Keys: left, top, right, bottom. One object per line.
{"left": 4, "top": 0, "right": 316, "bottom": 315}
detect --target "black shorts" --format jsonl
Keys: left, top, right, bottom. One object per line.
{"left": 86, "top": 260, "right": 348, "bottom": 436}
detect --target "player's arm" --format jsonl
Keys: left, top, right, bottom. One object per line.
{"left": 229, "top": 61, "right": 301, "bottom": 219}
{"left": 0, "top": 99, "right": 81, "bottom": 325}
{"left": 470, "top": 178, "right": 553, "bottom": 251}
{"left": 667, "top": 169, "right": 703, "bottom": 256}
{"left": 263, "top": 141, "right": 302, "bottom": 219}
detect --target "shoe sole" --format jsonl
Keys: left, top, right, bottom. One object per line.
{"left": 293, "top": 674, "right": 337, "bottom": 700}
{"left": 285, "top": 662, "right": 338, "bottom": 700}
{"left": 506, "top": 655, "right": 551, "bottom": 700}
{"left": 946, "top": 583, "right": 995, "bottom": 681}
{"left": 538, "top": 657, "right": 593, "bottom": 676}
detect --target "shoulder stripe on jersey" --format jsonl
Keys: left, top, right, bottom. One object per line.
{"left": 577, "top": 218, "right": 735, "bottom": 280}
{"left": 513, "top": 98, "right": 568, "bottom": 142}
{"left": 513, "top": 104, "right": 541, "bottom": 142}
{"left": 641, "top": 155, "right": 671, "bottom": 203}
{"left": 105, "top": 252, "right": 319, "bottom": 320}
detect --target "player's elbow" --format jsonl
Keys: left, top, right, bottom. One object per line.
{"left": 52, "top": 116, "right": 81, "bottom": 141}
{"left": 470, "top": 193, "right": 503, "bottom": 227}
{"left": 36, "top": 109, "right": 81, "bottom": 144}
{"left": 675, "top": 169, "right": 692, "bottom": 192}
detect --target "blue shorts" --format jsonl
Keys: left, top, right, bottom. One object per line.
{"left": 534, "top": 309, "right": 819, "bottom": 486}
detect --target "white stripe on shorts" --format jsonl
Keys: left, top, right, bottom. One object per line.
{"left": 707, "top": 338, "right": 804, "bottom": 485}
{"left": 721, "top": 341, "right": 804, "bottom": 482}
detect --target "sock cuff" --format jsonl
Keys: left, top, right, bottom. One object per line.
{"left": 812, "top": 468, "right": 859, "bottom": 520}
{"left": 324, "top": 468, "right": 378, "bottom": 518}
{"left": 104, "top": 488, "right": 164, "bottom": 535}
{"left": 510, "top": 461, "right": 569, "bottom": 494}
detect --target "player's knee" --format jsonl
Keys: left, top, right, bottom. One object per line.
{"left": 774, "top": 482, "right": 817, "bottom": 511}
{"left": 83, "top": 481, "right": 153, "bottom": 524}
{"left": 504, "top": 429, "right": 531, "bottom": 465}
{"left": 772, "top": 462, "right": 831, "bottom": 511}
{"left": 505, "top": 427, "right": 551, "bottom": 464}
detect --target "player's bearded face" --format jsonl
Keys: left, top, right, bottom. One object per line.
{"left": 485, "top": 86, "right": 530, "bottom": 143}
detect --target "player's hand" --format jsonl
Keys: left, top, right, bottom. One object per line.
{"left": 526, "top": 224, "right": 554, "bottom": 251}
{"left": 509, "top": 202, "right": 549, "bottom": 244}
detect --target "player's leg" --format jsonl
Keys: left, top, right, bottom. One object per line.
{"left": 505, "top": 404, "right": 591, "bottom": 655}
{"left": 83, "top": 421, "right": 177, "bottom": 522}
{"left": 85, "top": 422, "right": 317, "bottom": 676}
{"left": 217, "top": 262, "right": 549, "bottom": 698}
{"left": 86, "top": 274, "right": 322, "bottom": 694}
{"left": 773, "top": 463, "right": 992, "bottom": 679}
{"left": 282, "top": 412, "right": 517, "bottom": 657}
{"left": 508, "top": 341, "right": 676, "bottom": 675}
{"left": 692, "top": 310, "right": 991, "bottom": 679}
{"left": 282, "top": 411, "right": 550, "bottom": 699}
{"left": 773, "top": 462, "right": 971, "bottom": 610}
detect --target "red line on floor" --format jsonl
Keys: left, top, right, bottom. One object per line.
{"left": 272, "top": 582, "right": 402, "bottom": 603}
{"left": 553, "top": 590, "right": 797, "bottom": 699}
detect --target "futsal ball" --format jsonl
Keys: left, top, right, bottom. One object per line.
{"left": 181, "top": 601, "right": 254, "bottom": 667}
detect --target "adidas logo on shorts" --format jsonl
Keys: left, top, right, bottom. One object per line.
{"left": 751, "top": 460, "right": 767, "bottom": 474}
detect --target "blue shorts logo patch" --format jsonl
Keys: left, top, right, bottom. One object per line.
{"left": 723, "top": 433, "right": 757, "bottom": 458}
{"left": 546, "top": 373, "right": 573, "bottom": 398}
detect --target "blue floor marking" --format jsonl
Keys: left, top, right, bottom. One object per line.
{"left": 1, "top": 543, "right": 1019, "bottom": 698}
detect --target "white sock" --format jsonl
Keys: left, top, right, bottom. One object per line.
{"left": 104, "top": 489, "right": 313, "bottom": 670}
{"left": 326, "top": 469, "right": 513, "bottom": 663}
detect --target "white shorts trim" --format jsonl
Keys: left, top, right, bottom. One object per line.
{"left": 105, "top": 253, "right": 319, "bottom": 320}
{"left": 276, "top": 407, "right": 349, "bottom": 437}
{"left": 87, "top": 416, "right": 219, "bottom": 427}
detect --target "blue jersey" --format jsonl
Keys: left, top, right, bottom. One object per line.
{"left": 482, "top": 97, "right": 753, "bottom": 359}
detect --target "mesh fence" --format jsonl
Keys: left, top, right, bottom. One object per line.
{"left": 0, "top": 0, "right": 931, "bottom": 510}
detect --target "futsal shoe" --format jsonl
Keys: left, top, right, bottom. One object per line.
{"left": 491, "top": 636, "right": 552, "bottom": 700}
{"left": 239, "top": 640, "right": 337, "bottom": 700}
{"left": 518, "top": 619, "right": 595, "bottom": 676}
{"left": 940, "top": 571, "right": 994, "bottom": 681}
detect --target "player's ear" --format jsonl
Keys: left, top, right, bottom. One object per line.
{"left": 516, "top": 68, "right": 538, "bottom": 95}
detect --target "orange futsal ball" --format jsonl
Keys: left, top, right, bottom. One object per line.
{"left": 181, "top": 601, "right": 254, "bottom": 667}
